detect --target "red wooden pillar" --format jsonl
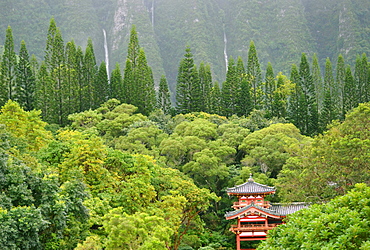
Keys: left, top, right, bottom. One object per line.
{"left": 236, "top": 233, "right": 241, "bottom": 250}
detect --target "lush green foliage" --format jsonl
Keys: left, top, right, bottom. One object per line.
{"left": 1, "top": 5, "right": 370, "bottom": 248}
{"left": 0, "top": 95, "right": 369, "bottom": 249}
{"left": 258, "top": 183, "right": 370, "bottom": 250}
{"left": 276, "top": 103, "right": 370, "bottom": 202}
{"left": 0, "top": 112, "right": 89, "bottom": 249}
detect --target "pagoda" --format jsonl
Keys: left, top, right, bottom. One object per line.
{"left": 225, "top": 174, "right": 307, "bottom": 250}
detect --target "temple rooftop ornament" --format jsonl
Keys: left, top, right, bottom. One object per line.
{"left": 226, "top": 174, "right": 275, "bottom": 197}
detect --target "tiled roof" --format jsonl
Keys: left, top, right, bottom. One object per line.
{"left": 225, "top": 202, "right": 309, "bottom": 219}
{"left": 226, "top": 179, "right": 275, "bottom": 196}
{"left": 270, "top": 203, "right": 309, "bottom": 215}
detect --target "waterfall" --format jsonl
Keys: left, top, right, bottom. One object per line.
{"left": 103, "top": 29, "right": 110, "bottom": 81}
{"left": 223, "top": 27, "right": 228, "bottom": 70}
{"left": 151, "top": 0, "right": 155, "bottom": 27}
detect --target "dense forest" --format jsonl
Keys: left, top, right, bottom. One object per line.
{"left": 0, "top": 4, "right": 370, "bottom": 250}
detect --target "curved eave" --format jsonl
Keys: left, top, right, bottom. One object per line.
{"left": 226, "top": 181, "right": 276, "bottom": 196}
{"left": 225, "top": 205, "right": 284, "bottom": 220}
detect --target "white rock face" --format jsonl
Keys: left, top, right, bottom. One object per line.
{"left": 113, "top": 0, "right": 129, "bottom": 50}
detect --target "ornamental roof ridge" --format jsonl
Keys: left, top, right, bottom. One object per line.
{"left": 226, "top": 175, "right": 275, "bottom": 195}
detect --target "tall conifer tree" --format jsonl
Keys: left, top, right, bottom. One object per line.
{"left": 264, "top": 62, "right": 275, "bottom": 118}
{"left": 361, "top": 53, "right": 370, "bottom": 103}
{"left": 35, "top": 62, "right": 52, "bottom": 120}
{"left": 44, "top": 18, "right": 57, "bottom": 69}
{"left": 43, "top": 18, "right": 66, "bottom": 125}
{"left": 123, "top": 25, "right": 140, "bottom": 104}
{"left": 157, "top": 75, "right": 172, "bottom": 114}
{"left": 176, "top": 46, "right": 199, "bottom": 114}
{"left": 53, "top": 30, "right": 66, "bottom": 125}
{"left": 64, "top": 40, "right": 78, "bottom": 116}
{"left": 83, "top": 38, "right": 97, "bottom": 110}
{"left": 30, "top": 55, "right": 39, "bottom": 80}
{"left": 75, "top": 46, "right": 84, "bottom": 112}
{"left": 236, "top": 57, "right": 252, "bottom": 116}
{"left": 198, "top": 62, "right": 213, "bottom": 112}
{"left": 239, "top": 77, "right": 253, "bottom": 117}
{"left": 127, "top": 25, "right": 140, "bottom": 67}
{"left": 335, "top": 54, "right": 346, "bottom": 119}
{"left": 354, "top": 53, "right": 368, "bottom": 104}
{"left": 221, "top": 57, "right": 239, "bottom": 116}
{"left": 247, "top": 41, "right": 262, "bottom": 110}
{"left": 343, "top": 66, "right": 356, "bottom": 115}
{"left": 190, "top": 64, "right": 202, "bottom": 112}
{"left": 0, "top": 26, "right": 16, "bottom": 106}
{"left": 134, "top": 48, "right": 156, "bottom": 115}
{"left": 122, "top": 26, "right": 156, "bottom": 115}
{"left": 299, "top": 53, "right": 318, "bottom": 135}
{"left": 271, "top": 73, "right": 288, "bottom": 118}
{"left": 15, "top": 40, "right": 35, "bottom": 111}
{"left": 312, "top": 53, "right": 323, "bottom": 111}
{"left": 110, "top": 63, "right": 123, "bottom": 101}
{"left": 209, "top": 81, "right": 222, "bottom": 115}
{"left": 123, "top": 59, "right": 133, "bottom": 103}
{"left": 320, "top": 58, "right": 336, "bottom": 131}
{"left": 93, "top": 61, "right": 109, "bottom": 108}
{"left": 288, "top": 64, "right": 304, "bottom": 132}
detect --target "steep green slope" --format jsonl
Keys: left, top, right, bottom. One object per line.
{"left": 302, "top": 0, "right": 370, "bottom": 65}
{"left": 56, "top": 0, "right": 114, "bottom": 58}
{"left": 1, "top": 0, "right": 370, "bottom": 91}
{"left": 0, "top": 0, "right": 113, "bottom": 61}
{"left": 152, "top": 0, "right": 225, "bottom": 91}
{"left": 224, "top": 0, "right": 316, "bottom": 73}
{"left": 108, "top": 0, "right": 164, "bottom": 84}
{"left": 0, "top": 0, "right": 51, "bottom": 57}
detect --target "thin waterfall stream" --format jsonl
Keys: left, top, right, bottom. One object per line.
{"left": 103, "top": 28, "right": 110, "bottom": 81}
{"left": 223, "top": 26, "right": 228, "bottom": 70}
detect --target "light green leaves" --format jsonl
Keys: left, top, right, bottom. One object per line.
{"left": 104, "top": 209, "right": 173, "bottom": 250}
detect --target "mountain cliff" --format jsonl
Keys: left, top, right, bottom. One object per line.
{"left": 1, "top": 0, "right": 370, "bottom": 89}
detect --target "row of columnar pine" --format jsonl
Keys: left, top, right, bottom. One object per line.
{"left": 1, "top": 18, "right": 369, "bottom": 135}
{"left": 176, "top": 43, "right": 370, "bottom": 135}
{"left": 0, "top": 19, "right": 160, "bottom": 126}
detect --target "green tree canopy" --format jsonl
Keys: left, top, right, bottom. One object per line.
{"left": 239, "top": 123, "right": 310, "bottom": 178}
{"left": 0, "top": 100, "right": 52, "bottom": 151}
{"left": 276, "top": 102, "right": 370, "bottom": 202}
{"left": 258, "top": 183, "right": 370, "bottom": 250}
{"left": 0, "top": 125, "right": 89, "bottom": 249}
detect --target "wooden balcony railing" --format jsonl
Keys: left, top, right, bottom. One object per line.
{"left": 229, "top": 223, "right": 279, "bottom": 232}
{"left": 233, "top": 201, "right": 271, "bottom": 209}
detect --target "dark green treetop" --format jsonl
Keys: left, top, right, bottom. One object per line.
{"left": 176, "top": 46, "right": 200, "bottom": 114}
{"left": 15, "top": 40, "right": 35, "bottom": 111}
{"left": 247, "top": 41, "right": 262, "bottom": 110}
{"left": 0, "top": 26, "right": 16, "bottom": 106}
{"left": 157, "top": 75, "right": 172, "bottom": 114}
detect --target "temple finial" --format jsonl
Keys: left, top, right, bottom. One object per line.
{"left": 248, "top": 173, "right": 254, "bottom": 182}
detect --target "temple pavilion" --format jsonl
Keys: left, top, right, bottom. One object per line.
{"left": 225, "top": 174, "right": 307, "bottom": 250}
